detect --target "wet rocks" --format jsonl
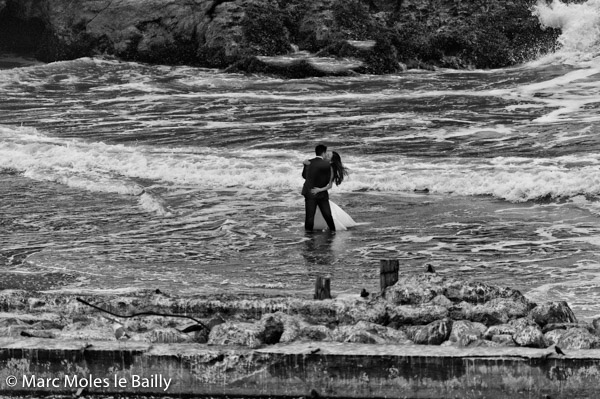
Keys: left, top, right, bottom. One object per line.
{"left": 544, "top": 329, "right": 566, "bottom": 346}
{"left": 131, "top": 328, "right": 195, "bottom": 344}
{"left": 555, "top": 328, "right": 600, "bottom": 350}
{"left": 484, "top": 324, "right": 517, "bottom": 340}
{"left": 0, "top": 272, "right": 596, "bottom": 352}
{"left": 383, "top": 274, "right": 529, "bottom": 306}
{"left": 490, "top": 334, "right": 516, "bottom": 346}
{"left": 466, "top": 298, "right": 529, "bottom": 325}
{"left": 513, "top": 325, "right": 545, "bottom": 348}
{"left": 208, "top": 321, "right": 264, "bottom": 348}
{"left": 407, "top": 318, "right": 452, "bottom": 345}
{"left": 448, "top": 320, "right": 487, "bottom": 347}
{"left": 530, "top": 301, "right": 578, "bottom": 327}
{"left": 383, "top": 274, "right": 442, "bottom": 305}
{"left": 331, "top": 321, "right": 411, "bottom": 344}
{"left": 387, "top": 304, "right": 449, "bottom": 326}
{"left": 0, "top": 0, "right": 564, "bottom": 76}
{"left": 225, "top": 55, "right": 361, "bottom": 78}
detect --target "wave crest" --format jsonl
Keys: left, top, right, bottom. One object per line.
{"left": 533, "top": 0, "right": 600, "bottom": 63}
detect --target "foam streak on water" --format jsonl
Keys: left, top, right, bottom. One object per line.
{"left": 4, "top": 13, "right": 600, "bottom": 318}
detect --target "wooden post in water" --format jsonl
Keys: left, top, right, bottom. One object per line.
{"left": 314, "top": 276, "right": 331, "bottom": 300}
{"left": 380, "top": 259, "right": 399, "bottom": 293}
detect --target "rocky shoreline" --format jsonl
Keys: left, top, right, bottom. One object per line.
{"left": 0, "top": 0, "right": 567, "bottom": 77}
{"left": 2, "top": 272, "right": 598, "bottom": 352}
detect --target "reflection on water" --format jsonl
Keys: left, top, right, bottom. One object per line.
{"left": 303, "top": 232, "right": 336, "bottom": 267}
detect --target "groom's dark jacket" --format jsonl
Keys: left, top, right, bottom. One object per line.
{"left": 302, "top": 157, "right": 331, "bottom": 199}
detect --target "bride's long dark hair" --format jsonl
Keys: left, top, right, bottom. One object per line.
{"left": 331, "top": 151, "right": 348, "bottom": 186}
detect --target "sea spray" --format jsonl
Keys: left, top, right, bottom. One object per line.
{"left": 533, "top": 0, "right": 600, "bottom": 61}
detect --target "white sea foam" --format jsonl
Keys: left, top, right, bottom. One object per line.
{"left": 533, "top": 0, "right": 600, "bottom": 64}
{"left": 3, "top": 124, "right": 600, "bottom": 205}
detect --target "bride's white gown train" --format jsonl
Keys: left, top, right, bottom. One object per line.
{"left": 313, "top": 201, "right": 357, "bottom": 231}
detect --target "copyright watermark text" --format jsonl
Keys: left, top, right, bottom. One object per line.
{"left": 5, "top": 374, "right": 172, "bottom": 391}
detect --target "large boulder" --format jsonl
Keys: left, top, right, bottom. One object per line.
{"left": 130, "top": 327, "right": 194, "bottom": 344}
{"left": 208, "top": 321, "right": 263, "bottom": 348}
{"left": 542, "top": 322, "right": 593, "bottom": 334}
{"left": 331, "top": 321, "right": 411, "bottom": 344}
{"left": 443, "top": 280, "right": 528, "bottom": 305}
{"left": 592, "top": 317, "right": 600, "bottom": 335}
{"left": 513, "top": 325, "right": 546, "bottom": 348}
{"left": 383, "top": 274, "right": 529, "bottom": 306}
{"left": 530, "top": 301, "right": 577, "bottom": 327}
{"left": 448, "top": 320, "right": 487, "bottom": 347}
{"left": 387, "top": 304, "right": 449, "bottom": 326}
{"left": 257, "top": 313, "right": 286, "bottom": 345}
{"left": 466, "top": 298, "right": 530, "bottom": 326}
{"left": 295, "top": 324, "right": 332, "bottom": 342}
{"left": 407, "top": 318, "right": 452, "bottom": 345}
{"left": 556, "top": 328, "right": 600, "bottom": 350}
{"left": 484, "top": 324, "right": 517, "bottom": 340}
{"left": 544, "top": 329, "right": 567, "bottom": 347}
{"left": 491, "top": 334, "right": 516, "bottom": 346}
{"left": 383, "top": 274, "right": 446, "bottom": 305}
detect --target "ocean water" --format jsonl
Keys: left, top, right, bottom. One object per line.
{"left": 3, "top": 0, "right": 600, "bottom": 319}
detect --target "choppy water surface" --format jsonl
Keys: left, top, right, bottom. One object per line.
{"left": 3, "top": 0, "right": 600, "bottom": 319}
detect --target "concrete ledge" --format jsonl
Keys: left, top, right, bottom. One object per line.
{"left": 1, "top": 339, "right": 600, "bottom": 398}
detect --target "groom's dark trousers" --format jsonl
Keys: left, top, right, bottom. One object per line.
{"left": 304, "top": 194, "right": 335, "bottom": 232}
{"left": 302, "top": 157, "right": 336, "bottom": 232}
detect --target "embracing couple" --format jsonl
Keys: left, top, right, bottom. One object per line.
{"left": 301, "top": 144, "right": 357, "bottom": 233}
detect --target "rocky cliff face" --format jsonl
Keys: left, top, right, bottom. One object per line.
{"left": 0, "top": 0, "right": 562, "bottom": 76}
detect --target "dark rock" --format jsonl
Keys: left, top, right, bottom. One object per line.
{"left": 27, "top": 298, "right": 46, "bottom": 309}
{"left": 542, "top": 322, "right": 593, "bottom": 334}
{"left": 592, "top": 318, "right": 600, "bottom": 335}
{"left": 0, "top": 0, "right": 564, "bottom": 77}
{"left": 21, "top": 330, "right": 56, "bottom": 338}
{"left": 529, "top": 301, "right": 577, "bottom": 327}
{"left": 258, "top": 313, "right": 285, "bottom": 345}
{"left": 225, "top": 55, "right": 358, "bottom": 78}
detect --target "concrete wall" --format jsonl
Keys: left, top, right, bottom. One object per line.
{"left": 1, "top": 338, "right": 600, "bottom": 398}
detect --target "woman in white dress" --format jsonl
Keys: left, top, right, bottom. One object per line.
{"left": 309, "top": 151, "right": 357, "bottom": 231}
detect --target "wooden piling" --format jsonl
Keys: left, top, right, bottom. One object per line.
{"left": 314, "top": 276, "right": 331, "bottom": 300}
{"left": 380, "top": 259, "right": 399, "bottom": 293}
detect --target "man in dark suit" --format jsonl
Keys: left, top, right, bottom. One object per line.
{"left": 302, "top": 144, "right": 336, "bottom": 232}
